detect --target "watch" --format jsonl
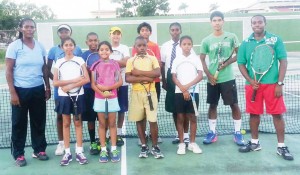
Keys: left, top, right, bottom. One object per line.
{"left": 277, "top": 82, "right": 284, "bottom": 86}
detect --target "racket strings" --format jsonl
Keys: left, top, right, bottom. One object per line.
{"left": 251, "top": 46, "right": 274, "bottom": 73}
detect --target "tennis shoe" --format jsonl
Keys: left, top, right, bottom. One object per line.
{"left": 99, "top": 150, "right": 109, "bottom": 163}
{"left": 116, "top": 135, "right": 125, "bottom": 146}
{"left": 15, "top": 155, "right": 27, "bottom": 167}
{"left": 239, "top": 141, "right": 262, "bottom": 153}
{"left": 139, "top": 145, "right": 150, "bottom": 158}
{"left": 89, "top": 142, "right": 100, "bottom": 155}
{"left": 277, "top": 146, "right": 294, "bottom": 160}
{"left": 55, "top": 143, "right": 65, "bottom": 156}
{"left": 188, "top": 143, "right": 202, "bottom": 154}
{"left": 177, "top": 143, "right": 186, "bottom": 155}
{"left": 32, "top": 152, "right": 49, "bottom": 160}
{"left": 172, "top": 136, "right": 180, "bottom": 144}
{"left": 203, "top": 131, "right": 218, "bottom": 144}
{"left": 76, "top": 153, "right": 88, "bottom": 165}
{"left": 151, "top": 145, "right": 164, "bottom": 159}
{"left": 234, "top": 131, "right": 246, "bottom": 146}
{"left": 110, "top": 149, "right": 121, "bottom": 162}
{"left": 60, "top": 153, "right": 72, "bottom": 166}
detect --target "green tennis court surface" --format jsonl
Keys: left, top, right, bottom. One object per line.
{"left": 0, "top": 134, "right": 300, "bottom": 175}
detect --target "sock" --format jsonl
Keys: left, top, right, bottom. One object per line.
{"left": 59, "top": 140, "right": 64, "bottom": 145}
{"left": 89, "top": 129, "right": 96, "bottom": 143}
{"left": 251, "top": 139, "right": 259, "bottom": 144}
{"left": 141, "top": 144, "right": 146, "bottom": 147}
{"left": 101, "top": 147, "right": 107, "bottom": 152}
{"left": 65, "top": 148, "right": 71, "bottom": 154}
{"left": 278, "top": 143, "right": 285, "bottom": 147}
{"left": 111, "top": 146, "right": 117, "bottom": 151}
{"left": 184, "top": 133, "right": 189, "bottom": 139}
{"left": 233, "top": 119, "right": 242, "bottom": 132}
{"left": 76, "top": 147, "right": 83, "bottom": 154}
{"left": 117, "top": 128, "right": 122, "bottom": 136}
{"left": 209, "top": 119, "right": 217, "bottom": 133}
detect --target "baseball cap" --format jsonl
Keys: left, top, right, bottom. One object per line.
{"left": 57, "top": 24, "right": 72, "bottom": 34}
{"left": 109, "top": 27, "right": 122, "bottom": 34}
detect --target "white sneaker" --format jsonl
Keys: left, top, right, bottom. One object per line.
{"left": 177, "top": 143, "right": 186, "bottom": 155}
{"left": 55, "top": 143, "right": 65, "bottom": 156}
{"left": 157, "top": 137, "right": 163, "bottom": 143}
{"left": 188, "top": 143, "right": 202, "bottom": 154}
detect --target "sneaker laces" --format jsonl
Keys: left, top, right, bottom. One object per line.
{"left": 100, "top": 151, "right": 108, "bottom": 157}
{"left": 77, "top": 153, "right": 86, "bottom": 159}
{"left": 91, "top": 143, "right": 98, "bottom": 149}
{"left": 280, "top": 147, "right": 290, "bottom": 154}
{"left": 153, "top": 146, "right": 161, "bottom": 152}
{"left": 111, "top": 149, "right": 119, "bottom": 156}
{"left": 63, "top": 153, "right": 71, "bottom": 160}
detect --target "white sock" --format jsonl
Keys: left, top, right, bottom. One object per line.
{"left": 209, "top": 119, "right": 217, "bottom": 133}
{"left": 233, "top": 119, "right": 242, "bottom": 132}
{"left": 76, "top": 147, "right": 83, "bottom": 154}
{"left": 184, "top": 133, "right": 189, "bottom": 139}
{"left": 59, "top": 140, "right": 64, "bottom": 145}
{"left": 117, "top": 128, "right": 122, "bottom": 135}
{"left": 278, "top": 143, "right": 285, "bottom": 147}
{"left": 251, "top": 139, "right": 259, "bottom": 144}
{"left": 111, "top": 146, "right": 117, "bottom": 151}
{"left": 65, "top": 148, "right": 71, "bottom": 154}
{"left": 101, "top": 147, "right": 107, "bottom": 152}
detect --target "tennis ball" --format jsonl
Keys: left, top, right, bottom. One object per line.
{"left": 103, "top": 91, "right": 110, "bottom": 95}
{"left": 241, "top": 129, "right": 246, "bottom": 135}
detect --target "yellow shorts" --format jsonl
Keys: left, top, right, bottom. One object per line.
{"left": 128, "top": 91, "right": 158, "bottom": 122}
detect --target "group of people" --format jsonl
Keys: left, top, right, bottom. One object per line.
{"left": 5, "top": 11, "right": 293, "bottom": 168}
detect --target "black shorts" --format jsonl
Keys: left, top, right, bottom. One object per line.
{"left": 117, "top": 86, "right": 129, "bottom": 113}
{"left": 207, "top": 79, "right": 238, "bottom": 105}
{"left": 155, "top": 82, "right": 161, "bottom": 102}
{"left": 174, "top": 93, "right": 199, "bottom": 114}
{"left": 55, "top": 95, "right": 85, "bottom": 115}
{"left": 81, "top": 88, "right": 98, "bottom": 121}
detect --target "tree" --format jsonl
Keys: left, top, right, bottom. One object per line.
{"left": 111, "top": 0, "right": 170, "bottom": 17}
{"left": 178, "top": 2, "right": 188, "bottom": 14}
{"left": 209, "top": 3, "right": 219, "bottom": 12}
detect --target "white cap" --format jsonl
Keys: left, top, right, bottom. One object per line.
{"left": 57, "top": 24, "right": 72, "bottom": 34}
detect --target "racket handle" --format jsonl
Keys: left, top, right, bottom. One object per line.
{"left": 147, "top": 94, "right": 154, "bottom": 111}
{"left": 192, "top": 101, "right": 199, "bottom": 116}
{"left": 214, "top": 70, "right": 220, "bottom": 79}
{"left": 74, "top": 105, "right": 79, "bottom": 121}
{"left": 105, "top": 98, "right": 108, "bottom": 119}
{"left": 251, "top": 89, "right": 257, "bottom": 102}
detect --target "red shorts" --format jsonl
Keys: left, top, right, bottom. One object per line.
{"left": 245, "top": 84, "right": 286, "bottom": 115}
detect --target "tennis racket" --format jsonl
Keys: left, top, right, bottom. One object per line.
{"left": 86, "top": 52, "right": 99, "bottom": 69}
{"left": 176, "top": 61, "right": 199, "bottom": 116}
{"left": 132, "top": 55, "right": 155, "bottom": 111}
{"left": 58, "top": 60, "right": 83, "bottom": 120}
{"left": 93, "top": 60, "right": 120, "bottom": 118}
{"left": 214, "top": 37, "right": 236, "bottom": 79}
{"left": 110, "top": 50, "right": 124, "bottom": 61}
{"left": 250, "top": 44, "right": 275, "bottom": 102}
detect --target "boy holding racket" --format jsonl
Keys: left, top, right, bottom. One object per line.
{"left": 81, "top": 32, "right": 100, "bottom": 155}
{"left": 132, "top": 22, "right": 163, "bottom": 144}
{"left": 237, "top": 15, "right": 293, "bottom": 160}
{"left": 126, "top": 36, "right": 164, "bottom": 159}
{"left": 200, "top": 11, "right": 244, "bottom": 146}
{"left": 171, "top": 36, "right": 203, "bottom": 155}
{"left": 109, "top": 27, "right": 130, "bottom": 146}
{"left": 53, "top": 37, "right": 90, "bottom": 166}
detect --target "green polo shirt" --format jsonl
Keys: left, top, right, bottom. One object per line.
{"left": 200, "top": 32, "right": 239, "bottom": 83}
{"left": 237, "top": 31, "right": 287, "bottom": 84}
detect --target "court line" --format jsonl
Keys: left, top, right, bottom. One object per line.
{"left": 121, "top": 122, "right": 127, "bottom": 175}
{"left": 284, "top": 91, "right": 300, "bottom": 98}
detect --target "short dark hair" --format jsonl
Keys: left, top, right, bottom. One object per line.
{"left": 61, "top": 37, "right": 76, "bottom": 47}
{"left": 86, "top": 32, "right": 98, "bottom": 39}
{"left": 210, "top": 11, "right": 224, "bottom": 21}
{"left": 137, "top": 22, "right": 152, "bottom": 34}
{"left": 251, "top": 14, "right": 267, "bottom": 23}
{"left": 98, "top": 41, "right": 113, "bottom": 52}
{"left": 169, "top": 22, "right": 182, "bottom": 30}
{"left": 135, "top": 36, "right": 146, "bottom": 43}
{"left": 180, "top": 35, "right": 193, "bottom": 45}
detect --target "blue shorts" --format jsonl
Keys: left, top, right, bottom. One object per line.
{"left": 93, "top": 97, "right": 120, "bottom": 113}
{"left": 55, "top": 95, "right": 85, "bottom": 115}
{"left": 117, "top": 86, "right": 128, "bottom": 113}
{"left": 81, "top": 88, "right": 98, "bottom": 121}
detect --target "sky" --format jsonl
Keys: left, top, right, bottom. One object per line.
{"left": 13, "top": 0, "right": 258, "bottom": 19}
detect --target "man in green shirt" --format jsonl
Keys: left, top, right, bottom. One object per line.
{"left": 200, "top": 11, "right": 244, "bottom": 146}
{"left": 237, "top": 14, "right": 293, "bottom": 161}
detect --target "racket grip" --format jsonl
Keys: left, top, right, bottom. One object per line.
{"left": 74, "top": 105, "right": 79, "bottom": 121}
{"left": 251, "top": 89, "right": 257, "bottom": 102}
{"left": 105, "top": 99, "right": 108, "bottom": 119}
{"left": 147, "top": 94, "right": 154, "bottom": 111}
{"left": 192, "top": 101, "right": 199, "bottom": 116}
{"left": 214, "top": 70, "right": 219, "bottom": 79}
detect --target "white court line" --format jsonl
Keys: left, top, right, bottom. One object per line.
{"left": 284, "top": 91, "right": 300, "bottom": 98}
{"left": 121, "top": 122, "right": 127, "bottom": 175}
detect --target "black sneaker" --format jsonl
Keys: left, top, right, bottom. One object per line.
{"left": 15, "top": 155, "right": 27, "bottom": 167}
{"left": 139, "top": 145, "right": 149, "bottom": 158}
{"left": 277, "top": 146, "right": 294, "bottom": 160}
{"left": 32, "top": 152, "right": 49, "bottom": 161}
{"left": 116, "top": 135, "right": 124, "bottom": 146}
{"left": 151, "top": 145, "right": 164, "bottom": 159}
{"left": 239, "top": 141, "right": 262, "bottom": 153}
{"left": 89, "top": 142, "right": 100, "bottom": 155}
